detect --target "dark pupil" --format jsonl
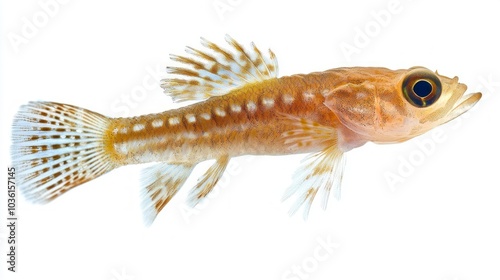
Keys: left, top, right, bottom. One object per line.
{"left": 413, "top": 80, "right": 433, "bottom": 98}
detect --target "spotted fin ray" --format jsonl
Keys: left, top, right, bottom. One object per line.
{"left": 140, "top": 163, "right": 195, "bottom": 226}
{"left": 187, "top": 155, "right": 230, "bottom": 207}
{"left": 140, "top": 156, "right": 231, "bottom": 225}
{"left": 281, "top": 115, "right": 345, "bottom": 219}
{"left": 11, "top": 102, "right": 118, "bottom": 203}
{"left": 161, "top": 35, "right": 279, "bottom": 102}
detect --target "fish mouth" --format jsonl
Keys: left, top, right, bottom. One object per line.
{"left": 420, "top": 77, "right": 482, "bottom": 125}
{"left": 441, "top": 91, "right": 482, "bottom": 125}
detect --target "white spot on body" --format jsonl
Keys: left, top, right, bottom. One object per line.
{"left": 112, "top": 127, "right": 119, "bottom": 135}
{"left": 133, "top": 123, "right": 145, "bottom": 132}
{"left": 114, "top": 143, "right": 128, "bottom": 155}
{"left": 246, "top": 101, "right": 257, "bottom": 113}
{"left": 185, "top": 114, "right": 196, "bottom": 123}
{"left": 200, "top": 113, "right": 211, "bottom": 120}
{"left": 230, "top": 104, "right": 241, "bottom": 113}
{"left": 282, "top": 93, "right": 295, "bottom": 105}
{"left": 214, "top": 107, "right": 226, "bottom": 117}
{"left": 169, "top": 117, "right": 180, "bottom": 126}
{"left": 152, "top": 119, "right": 164, "bottom": 128}
{"left": 120, "top": 127, "right": 128, "bottom": 134}
{"left": 303, "top": 91, "right": 315, "bottom": 101}
{"left": 183, "top": 132, "right": 198, "bottom": 140}
{"left": 262, "top": 97, "right": 275, "bottom": 108}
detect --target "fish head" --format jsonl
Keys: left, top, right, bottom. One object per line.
{"left": 323, "top": 67, "right": 482, "bottom": 144}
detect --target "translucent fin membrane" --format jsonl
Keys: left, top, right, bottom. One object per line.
{"left": 161, "top": 35, "right": 279, "bottom": 102}
{"left": 11, "top": 102, "right": 116, "bottom": 203}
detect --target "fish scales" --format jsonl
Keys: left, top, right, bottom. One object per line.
{"left": 107, "top": 74, "right": 339, "bottom": 165}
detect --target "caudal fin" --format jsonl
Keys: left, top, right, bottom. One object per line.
{"left": 11, "top": 101, "right": 118, "bottom": 203}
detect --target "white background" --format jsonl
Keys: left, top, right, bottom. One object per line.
{"left": 1, "top": 1, "right": 499, "bottom": 280}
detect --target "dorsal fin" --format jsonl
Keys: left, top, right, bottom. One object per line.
{"left": 161, "top": 35, "right": 279, "bottom": 102}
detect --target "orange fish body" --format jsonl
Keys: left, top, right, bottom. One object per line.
{"left": 11, "top": 36, "right": 481, "bottom": 224}
{"left": 109, "top": 74, "right": 340, "bottom": 165}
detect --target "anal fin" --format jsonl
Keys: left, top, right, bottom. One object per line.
{"left": 140, "top": 155, "right": 231, "bottom": 225}
{"left": 140, "top": 163, "right": 194, "bottom": 225}
{"left": 280, "top": 115, "right": 346, "bottom": 219}
{"left": 187, "top": 155, "right": 230, "bottom": 207}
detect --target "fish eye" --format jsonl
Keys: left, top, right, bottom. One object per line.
{"left": 402, "top": 69, "right": 442, "bottom": 107}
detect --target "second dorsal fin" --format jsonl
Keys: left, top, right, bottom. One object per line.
{"left": 161, "top": 35, "right": 279, "bottom": 102}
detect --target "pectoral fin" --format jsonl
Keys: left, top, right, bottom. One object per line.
{"left": 280, "top": 113, "right": 338, "bottom": 149}
{"left": 282, "top": 146, "right": 345, "bottom": 219}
